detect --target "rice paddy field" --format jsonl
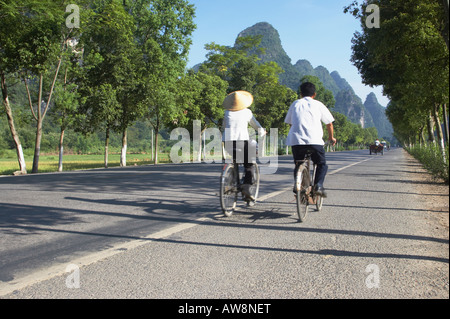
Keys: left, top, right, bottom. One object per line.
{"left": 0, "top": 153, "right": 171, "bottom": 176}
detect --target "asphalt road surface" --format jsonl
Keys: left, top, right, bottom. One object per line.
{"left": 0, "top": 148, "right": 448, "bottom": 299}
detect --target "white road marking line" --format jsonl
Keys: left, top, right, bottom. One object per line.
{"left": 258, "top": 157, "right": 373, "bottom": 202}
{"left": 0, "top": 217, "right": 212, "bottom": 296}
{"left": 328, "top": 158, "right": 373, "bottom": 175}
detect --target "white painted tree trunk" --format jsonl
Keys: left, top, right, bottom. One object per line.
{"left": 17, "top": 144, "right": 26, "bottom": 173}
{"left": 120, "top": 130, "right": 127, "bottom": 167}
{"left": 58, "top": 129, "right": 64, "bottom": 172}
{"left": 121, "top": 145, "right": 127, "bottom": 167}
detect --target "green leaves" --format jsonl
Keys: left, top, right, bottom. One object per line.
{"left": 347, "top": 0, "right": 449, "bottom": 145}
{"left": 299, "top": 75, "right": 335, "bottom": 109}
{"left": 173, "top": 70, "right": 227, "bottom": 133}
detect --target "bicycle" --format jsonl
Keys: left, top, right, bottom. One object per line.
{"left": 294, "top": 150, "right": 323, "bottom": 222}
{"left": 220, "top": 160, "right": 260, "bottom": 217}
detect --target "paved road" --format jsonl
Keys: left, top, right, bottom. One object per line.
{"left": 0, "top": 148, "right": 448, "bottom": 299}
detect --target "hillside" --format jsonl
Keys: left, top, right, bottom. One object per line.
{"left": 236, "top": 22, "right": 393, "bottom": 140}
{"left": 364, "top": 93, "right": 394, "bottom": 140}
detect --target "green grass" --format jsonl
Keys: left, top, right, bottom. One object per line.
{"left": 0, "top": 153, "right": 172, "bottom": 176}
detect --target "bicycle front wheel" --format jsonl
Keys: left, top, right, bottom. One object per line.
{"left": 220, "top": 164, "right": 238, "bottom": 217}
{"left": 315, "top": 195, "right": 323, "bottom": 211}
{"left": 295, "top": 165, "right": 310, "bottom": 222}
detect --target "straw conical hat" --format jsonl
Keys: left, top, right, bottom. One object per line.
{"left": 223, "top": 91, "right": 254, "bottom": 111}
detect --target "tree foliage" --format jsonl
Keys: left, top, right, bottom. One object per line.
{"left": 345, "top": 0, "right": 449, "bottom": 146}
{"left": 1, "top": 1, "right": 397, "bottom": 175}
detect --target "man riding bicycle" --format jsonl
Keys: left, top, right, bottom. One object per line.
{"left": 284, "top": 82, "right": 337, "bottom": 198}
{"left": 222, "top": 90, "right": 266, "bottom": 201}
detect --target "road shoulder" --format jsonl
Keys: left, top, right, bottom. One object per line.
{"left": 403, "top": 150, "right": 449, "bottom": 232}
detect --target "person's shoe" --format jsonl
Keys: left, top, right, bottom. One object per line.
{"left": 314, "top": 185, "right": 327, "bottom": 198}
{"left": 242, "top": 184, "right": 255, "bottom": 201}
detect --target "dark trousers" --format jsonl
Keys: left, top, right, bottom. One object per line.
{"left": 226, "top": 140, "right": 254, "bottom": 184}
{"left": 291, "top": 145, "right": 328, "bottom": 188}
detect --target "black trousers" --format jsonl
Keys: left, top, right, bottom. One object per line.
{"left": 291, "top": 145, "right": 328, "bottom": 188}
{"left": 225, "top": 140, "right": 255, "bottom": 185}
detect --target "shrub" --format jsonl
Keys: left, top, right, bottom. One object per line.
{"left": 406, "top": 143, "right": 449, "bottom": 184}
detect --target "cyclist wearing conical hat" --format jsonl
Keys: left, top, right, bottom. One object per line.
{"left": 222, "top": 90, "right": 266, "bottom": 200}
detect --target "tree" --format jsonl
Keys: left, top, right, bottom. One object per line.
{"left": 0, "top": 72, "right": 27, "bottom": 174}
{"left": 330, "top": 112, "right": 353, "bottom": 145}
{"left": 78, "top": 0, "right": 146, "bottom": 167}
{"left": 14, "top": 1, "right": 80, "bottom": 173}
{"left": 228, "top": 57, "right": 259, "bottom": 93}
{"left": 201, "top": 35, "right": 301, "bottom": 157}
{"left": 78, "top": 83, "right": 121, "bottom": 168}
{"left": 172, "top": 70, "right": 228, "bottom": 161}
{"left": 51, "top": 80, "right": 79, "bottom": 172}
{"left": 253, "top": 62, "right": 297, "bottom": 137}
{"left": 201, "top": 35, "right": 264, "bottom": 85}
{"left": 386, "top": 100, "right": 428, "bottom": 145}
{"left": 1, "top": 1, "right": 29, "bottom": 174}
{"left": 128, "top": 0, "right": 196, "bottom": 164}
{"left": 299, "top": 75, "right": 335, "bottom": 109}
{"left": 363, "top": 126, "right": 379, "bottom": 145}
{"left": 0, "top": 0, "right": 70, "bottom": 173}
{"left": 346, "top": 0, "right": 449, "bottom": 155}
{"left": 48, "top": 34, "right": 84, "bottom": 172}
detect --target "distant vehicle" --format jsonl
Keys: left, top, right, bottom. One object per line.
{"left": 381, "top": 141, "right": 390, "bottom": 151}
{"left": 369, "top": 144, "right": 384, "bottom": 155}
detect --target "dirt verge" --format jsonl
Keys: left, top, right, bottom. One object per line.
{"left": 404, "top": 151, "right": 449, "bottom": 232}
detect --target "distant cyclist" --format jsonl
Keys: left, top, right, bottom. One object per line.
{"left": 284, "top": 82, "right": 337, "bottom": 197}
{"left": 222, "top": 90, "right": 265, "bottom": 200}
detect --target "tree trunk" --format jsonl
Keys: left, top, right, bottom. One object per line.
{"left": 191, "top": 120, "right": 201, "bottom": 163}
{"left": 1, "top": 72, "right": 27, "bottom": 174}
{"left": 154, "top": 118, "right": 160, "bottom": 165}
{"left": 443, "top": 103, "right": 449, "bottom": 144}
{"left": 202, "top": 129, "right": 206, "bottom": 161}
{"left": 104, "top": 126, "right": 110, "bottom": 168}
{"left": 433, "top": 103, "right": 446, "bottom": 162}
{"left": 32, "top": 118, "right": 43, "bottom": 174}
{"left": 31, "top": 75, "right": 44, "bottom": 174}
{"left": 30, "top": 57, "right": 62, "bottom": 173}
{"left": 58, "top": 129, "right": 65, "bottom": 172}
{"left": 433, "top": 104, "right": 444, "bottom": 147}
{"left": 196, "top": 129, "right": 202, "bottom": 163}
{"left": 419, "top": 126, "right": 426, "bottom": 146}
{"left": 151, "top": 129, "right": 154, "bottom": 162}
{"left": 120, "top": 129, "right": 127, "bottom": 167}
{"left": 426, "top": 111, "right": 436, "bottom": 144}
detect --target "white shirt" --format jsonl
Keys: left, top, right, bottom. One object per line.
{"left": 284, "top": 97, "right": 335, "bottom": 146}
{"left": 222, "top": 109, "right": 262, "bottom": 141}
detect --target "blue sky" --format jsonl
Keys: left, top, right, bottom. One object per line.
{"left": 186, "top": 0, "right": 390, "bottom": 107}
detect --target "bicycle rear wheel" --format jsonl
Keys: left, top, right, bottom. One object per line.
{"left": 220, "top": 164, "right": 238, "bottom": 217}
{"left": 295, "top": 165, "right": 310, "bottom": 222}
{"left": 246, "top": 163, "right": 260, "bottom": 206}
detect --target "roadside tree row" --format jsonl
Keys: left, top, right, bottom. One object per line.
{"left": 2, "top": 0, "right": 384, "bottom": 174}
{"left": 345, "top": 0, "right": 449, "bottom": 150}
